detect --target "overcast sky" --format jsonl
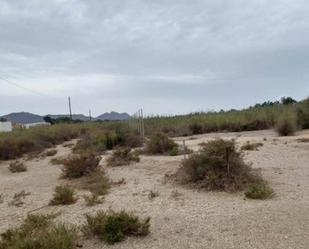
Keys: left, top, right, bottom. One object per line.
{"left": 0, "top": 0, "right": 308, "bottom": 116}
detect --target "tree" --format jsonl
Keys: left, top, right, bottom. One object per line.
{"left": 44, "top": 116, "right": 55, "bottom": 125}
{"left": 281, "top": 97, "right": 297, "bottom": 105}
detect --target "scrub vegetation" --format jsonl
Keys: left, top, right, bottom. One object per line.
{"left": 176, "top": 139, "right": 266, "bottom": 192}
{"left": 0, "top": 214, "right": 77, "bottom": 249}
{"left": 107, "top": 148, "right": 140, "bottom": 166}
{"left": 0, "top": 97, "right": 308, "bottom": 161}
{"left": 143, "top": 97, "right": 309, "bottom": 137}
{"left": 82, "top": 210, "right": 150, "bottom": 244}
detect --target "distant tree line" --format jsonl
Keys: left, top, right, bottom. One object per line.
{"left": 43, "top": 116, "right": 83, "bottom": 125}
{"left": 251, "top": 96, "right": 297, "bottom": 109}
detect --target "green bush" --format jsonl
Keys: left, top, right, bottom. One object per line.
{"left": 245, "top": 182, "right": 274, "bottom": 199}
{"left": 73, "top": 126, "right": 142, "bottom": 155}
{"left": 168, "top": 146, "right": 179, "bottom": 156}
{"left": 107, "top": 148, "right": 140, "bottom": 166}
{"left": 61, "top": 154, "right": 100, "bottom": 178}
{"left": 276, "top": 110, "right": 298, "bottom": 136}
{"left": 82, "top": 210, "right": 150, "bottom": 244}
{"left": 145, "top": 133, "right": 178, "bottom": 155}
{"left": 49, "top": 185, "right": 77, "bottom": 205}
{"left": 177, "top": 139, "right": 261, "bottom": 191}
{"left": 0, "top": 214, "right": 77, "bottom": 249}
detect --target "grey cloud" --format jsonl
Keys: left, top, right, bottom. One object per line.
{"left": 0, "top": 0, "right": 308, "bottom": 115}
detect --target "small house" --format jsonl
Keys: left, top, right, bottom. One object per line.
{"left": 0, "top": 121, "right": 12, "bottom": 132}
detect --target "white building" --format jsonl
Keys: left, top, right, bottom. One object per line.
{"left": 0, "top": 121, "right": 12, "bottom": 132}
{"left": 24, "top": 122, "right": 50, "bottom": 129}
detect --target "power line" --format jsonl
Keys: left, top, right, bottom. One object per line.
{"left": 0, "top": 75, "right": 52, "bottom": 98}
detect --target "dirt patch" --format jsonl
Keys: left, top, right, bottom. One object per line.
{"left": 1, "top": 131, "right": 309, "bottom": 248}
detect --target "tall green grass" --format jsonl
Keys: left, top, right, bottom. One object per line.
{"left": 143, "top": 99, "right": 309, "bottom": 136}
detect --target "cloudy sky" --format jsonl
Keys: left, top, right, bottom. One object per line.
{"left": 0, "top": 0, "right": 308, "bottom": 116}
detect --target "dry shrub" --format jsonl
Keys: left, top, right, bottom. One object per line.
{"left": 49, "top": 185, "right": 77, "bottom": 205}
{"left": 83, "top": 194, "right": 103, "bottom": 206}
{"left": 176, "top": 139, "right": 262, "bottom": 191}
{"left": 82, "top": 210, "right": 150, "bottom": 244}
{"left": 245, "top": 182, "right": 274, "bottom": 199}
{"left": 0, "top": 214, "right": 77, "bottom": 249}
{"left": 297, "top": 138, "right": 309, "bottom": 143}
{"left": 61, "top": 154, "right": 100, "bottom": 178}
{"left": 50, "top": 157, "right": 65, "bottom": 165}
{"left": 8, "top": 161, "right": 27, "bottom": 173}
{"left": 107, "top": 148, "right": 140, "bottom": 166}
{"left": 145, "top": 133, "right": 178, "bottom": 155}
{"left": 276, "top": 110, "right": 297, "bottom": 136}
{"left": 44, "top": 149, "right": 58, "bottom": 157}
{"left": 148, "top": 191, "right": 159, "bottom": 200}
{"left": 241, "top": 142, "right": 263, "bottom": 151}
{"left": 8, "top": 190, "right": 31, "bottom": 207}
{"left": 72, "top": 170, "right": 110, "bottom": 196}
{"left": 0, "top": 124, "right": 79, "bottom": 160}
{"left": 111, "top": 178, "right": 126, "bottom": 186}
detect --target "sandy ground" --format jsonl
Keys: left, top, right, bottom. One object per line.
{"left": 0, "top": 130, "right": 309, "bottom": 249}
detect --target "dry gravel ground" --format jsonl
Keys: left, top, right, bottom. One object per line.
{"left": 1, "top": 130, "right": 309, "bottom": 249}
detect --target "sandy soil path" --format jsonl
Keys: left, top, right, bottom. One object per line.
{"left": 0, "top": 130, "right": 308, "bottom": 249}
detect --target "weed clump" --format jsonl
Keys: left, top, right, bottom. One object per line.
{"left": 83, "top": 194, "right": 103, "bottom": 206}
{"left": 145, "top": 133, "right": 178, "bottom": 155}
{"left": 0, "top": 214, "right": 77, "bottom": 249}
{"left": 297, "top": 138, "right": 309, "bottom": 143}
{"left": 241, "top": 142, "right": 263, "bottom": 151}
{"left": 44, "top": 149, "right": 58, "bottom": 157}
{"left": 50, "top": 157, "right": 65, "bottom": 165}
{"left": 176, "top": 139, "right": 261, "bottom": 191}
{"left": 61, "top": 154, "right": 100, "bottom": 178}
{"left": 72, "top": 170, "right": 110, "bottom": 196}
{"left": 8, "top": 190, "right": 31, "bottom": 207}
{"left": 8, "top": 161, "right": 27, "bottom": 173}
{"left": 276, "top": 110, "right": 297, "bottom": 136}
{"left": 82, "top": 210, "right": 150, "bottom": 244}
{"left": 107, "top": 148, "right": 140, "bottom": 166}
{"left": 148, "top": 191, "right": 159, "bottom": 200}
{"left": 49, "top": 185, "right": 77, "bottom": 205}
{"left": 245, "top": 182, "right": 274, "bottom": 199}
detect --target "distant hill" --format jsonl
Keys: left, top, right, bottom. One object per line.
{"left": 0, "top": 111, "right": 131, "bottom": 124}
{"left": 96, "top": 112, "right": 131, "bottom": 121}
{"left": 1, "top": 112, "right": 44, "bottom": 124}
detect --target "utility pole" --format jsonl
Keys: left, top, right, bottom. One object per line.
{"left": 89, "top": 109, "right": 92, "bottom": 121}
{"left": 138, "top": 109, "right": 142, "bottom": 136}
{"left": 68, "top": 96, "right": 72, "bottom": 120}
{"left": 141, "top": 108, "right": 145, "bottom": 139}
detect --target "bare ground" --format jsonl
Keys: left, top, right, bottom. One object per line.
{"left": 0, "top": 130, "right": 309, "bottom": 249}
